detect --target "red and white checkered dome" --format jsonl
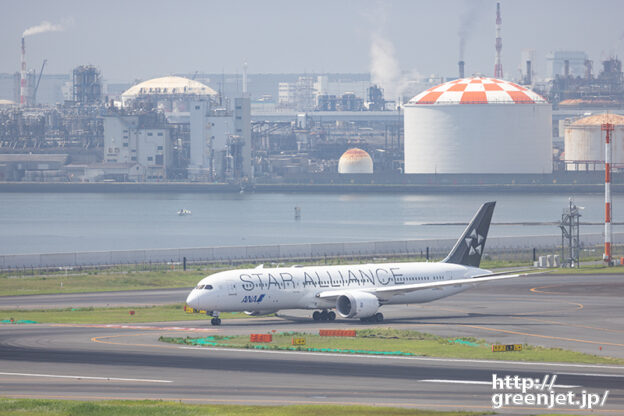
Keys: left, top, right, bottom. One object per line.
{"left": 408, "top": 77, "right": 547, "bottom": 105}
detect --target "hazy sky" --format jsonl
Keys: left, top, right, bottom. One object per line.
{"left": 2, "top": 0, "right": 624, "bottom": 82}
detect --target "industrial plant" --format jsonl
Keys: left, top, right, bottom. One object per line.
{"left": 1, "top": 2, "right": 624, "bottom": 186}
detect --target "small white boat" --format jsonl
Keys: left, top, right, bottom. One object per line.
{"left": 177, "top": 209, "right": 192, "bottom": 216}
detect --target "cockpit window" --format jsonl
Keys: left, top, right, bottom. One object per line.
{"left": 204, "top": 285, "right": 213, "bottom": 290}
{"left": 195, "top": 284, "right": 204, "bottom": 290}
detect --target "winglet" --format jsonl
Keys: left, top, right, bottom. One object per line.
{"left": 442, "top": 201, "right": 495, "bottom": 268}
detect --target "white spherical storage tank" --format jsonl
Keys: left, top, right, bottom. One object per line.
{"left": 404, "top": 77, "right": 552, "bottom": 174}
{"left": 564, "top": 113, "right": 624, "bottom": 170}
{"left": 338, "top": 148, "right": 373, "bottom": 174}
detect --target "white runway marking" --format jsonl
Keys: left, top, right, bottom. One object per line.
{"left": 420, "top": 379, "right": 580, "bottom": 388}
{"left": 558, "top": 372, "right": 624, "bottom": 378}
{"left": 0, "top": 371, "right": 172, "bottom": 383}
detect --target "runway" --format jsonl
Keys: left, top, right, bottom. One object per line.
{"left": 1, "top": 273, "right": 623, "bottom": 413}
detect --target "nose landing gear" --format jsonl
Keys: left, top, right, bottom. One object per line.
{"left": 208, "top": 311, "right": 221, "bottom": 326}
{"left": 312, "top": 309, "right": 336, "bottom": 321}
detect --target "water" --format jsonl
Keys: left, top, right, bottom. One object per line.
{"left": 0, "top": 191, "right": 620, "bottom": 255}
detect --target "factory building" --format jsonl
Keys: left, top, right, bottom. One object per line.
{"left": 338, "top": 148, "right": 373, "bottom": 174}
{"left": 564, "top": 113, "right": 624, "bottom": 171}
{"left": 546, "top": 51, "right": 588, "bottom": 80}
{"left": 188, "top": 97, "right": 251, "bottom": 181}
{"left": 72, "top": 65, "right": 102, "bottom": 104}
{"left": 102, "top": 114, "right": 172, "bottom": 180}
{"left": 404, "top": 77, "right": 552, "bottom": 174}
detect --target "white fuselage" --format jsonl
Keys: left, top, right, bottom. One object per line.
{"left": 186, "top": 261, "right": 488, "bottom": 315}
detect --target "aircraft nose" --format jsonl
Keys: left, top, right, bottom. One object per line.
{"left": 186, "top": 289, "right": 201, "bottom": 309}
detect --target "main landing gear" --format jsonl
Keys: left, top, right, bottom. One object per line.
{"left": 208, "top": 311, "right": 221, "bottom": 326}
{"left": 312, "top": 310, "right": 336, "bottom": 321}
{"left": 360, "top": 312, "right": 384, "bottom": 323}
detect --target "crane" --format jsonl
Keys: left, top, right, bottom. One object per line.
{"left": 33, "top": 59, "right": 47, "bottom": 105}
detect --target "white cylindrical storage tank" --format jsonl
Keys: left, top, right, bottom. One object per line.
{"left": 564, "top": 113, "right": 624, "bottom": 171}
{"left": 404, "top": 77, "right": 552, "bottom": 174}
{"left": 338, "top": 148, "right": 373, "bottom": 174}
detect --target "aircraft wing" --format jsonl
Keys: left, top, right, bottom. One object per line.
{"left": 316, "top": 269, "right": 547, "bottom": 302}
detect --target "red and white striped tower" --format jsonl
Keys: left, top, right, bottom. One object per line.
{"left": 602, "top": 123, "right": 614, "bottom": 264}
{"left": 19, "top": 37, "right": 27, "bottom": 107}
{"left": 494, "top": 2, "right": 503, "bottom": 79}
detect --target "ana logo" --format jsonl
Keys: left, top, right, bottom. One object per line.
{"left": 241, "top": 294, "right": 265, "bottom": 303}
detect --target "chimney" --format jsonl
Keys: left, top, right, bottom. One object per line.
{"left": 20, "top": 37, "right": 27, "bottom": 107}
{"left": 458, "top": 61, "right": 465, "bottom": 78}
{"left": 584, "top": 59, "right": 593, "bottom": 80}
{"left": 525, "top": 60, "right": 532, "bottom": 85}
{"left": 493, "top": 2, "right": 503, "bottom": 78}
{"left": 564, "top": 60, "right": 570, "bottom": 77}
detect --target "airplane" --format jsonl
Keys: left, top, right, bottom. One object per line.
{"left": 186, "top": 201, "right": 541, "bottom": 326}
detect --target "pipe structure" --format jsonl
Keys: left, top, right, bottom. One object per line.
{"left": 458, "top": 61, "right": 465, "bottom": 79}
{"left": 242, "top": 60, "right": 248, "bottom": 96}
{"left": 602, "top": 123, "right": 614, "bottom": 264}
{"left": 20, "top": 37, "right": 27, "bottom": 106}
{"left": 494, "top": 2, "right": 503, "bottom": 78}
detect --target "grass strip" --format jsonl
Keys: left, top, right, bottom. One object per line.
{"left": 0, "top": 270, "right": 207, "bottom": 296}
{"left": 0, "top": 398, "right": 496, "bottom": 416}
{"left": 2, "top": 257, "right": 621, "bottom": 297}
{"left": 0, "top": 304, "right": 251, "bottom": 324}
{"left": 161, "top": 328, "right": 624, "bottom": 366}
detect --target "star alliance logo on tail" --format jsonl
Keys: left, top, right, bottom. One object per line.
{"left": 464, "top": 228, "right": 485, "bottom": 256}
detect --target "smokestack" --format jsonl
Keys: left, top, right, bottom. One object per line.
{"left": 525, "top": 60, "right": 532, "bottom": 85}
{"left": 20, "top": 37, "right": 27, "bottom": 107}
{"left": 494, "top": 2, "right": 503, "bottom": 78}
{"left": 242, "top": 60, "right": 248, "bottom": 96}
{"left": 584, "top": 59, "right": 593, "bottom": 80}
{"left": 458, "top": 60, "right": 465, "bottom": 78}
{"left": 564, "top": 60, "right": 570, "bottom": 77}
{"left": 602, "top": 123, "right": 614, "bottom": 264}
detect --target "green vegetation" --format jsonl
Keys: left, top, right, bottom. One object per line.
{"left": 0, "top": 304, "right": 254, "bottom": 324}
{"left": 549, "top": 264, "right": 624, "bottom": 274}
{"left": 1, "top": 253, "right": 620, "bottom": 298}
{"left": 0, "top": 399, "right": 494, "bottom": 416}
{"left": 0, "top": 257, "right": 531, "bottom": 297}
{"left": 0, "top": 269, "right": 207, "bottom": 296}
{"left": 161, "top": 328, "right": 624, "bottom": 365}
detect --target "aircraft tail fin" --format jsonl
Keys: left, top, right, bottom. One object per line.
{"left": 442, "top": 201, "right": 495, "bottom": 268}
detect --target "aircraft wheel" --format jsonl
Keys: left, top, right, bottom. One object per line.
{"left": 375, "top": 312, "right": 384, "bottom": 323}
{"left": 211, "top": 317, "right": 221, "bottom": 326}
{"left": 320, "top": 310, "right": 329, "bottom": 321}
{"left": 328, "top": 311, "right": 336, "bottom": 321}
{"left": 313, "top": 311, "right": 321, "bottom": 321}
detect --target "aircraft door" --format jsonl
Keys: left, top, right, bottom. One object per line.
{"left": 228, "top": 281, "right": 237, "bottom": 296}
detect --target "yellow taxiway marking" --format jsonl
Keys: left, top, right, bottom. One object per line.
{"left": 511, "top": 315, "right": 624, "bottom": 335}
{"left": 91, "top": 332, "right": 197, "bottom": 349}
{"left": 456, "top": 324, "right": 624, "bottom": 347}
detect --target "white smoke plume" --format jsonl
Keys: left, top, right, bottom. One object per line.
{"left": 370, "top": 31, "right": 420, "bottom": 104}
{"left": 365, "top": 3, "right": 419, "bottom": 104}
{"left": 23, "top": 21, "right": 65, "bottom": 37}
{"left": 457, "top": 0, "right": 485, "bottom": 61}
{"left": 370, "top": 33, "right": 402, "bottom": 102}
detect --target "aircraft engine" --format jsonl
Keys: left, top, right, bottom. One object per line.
{"left": 335, "top": 292, "right": 379, "bottom": 318}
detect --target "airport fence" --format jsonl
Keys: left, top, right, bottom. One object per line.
{"left": 1, "top": 233, "right": 621, "bottom": 273}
